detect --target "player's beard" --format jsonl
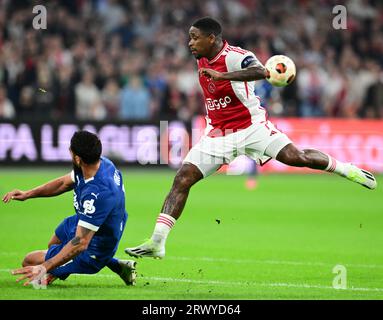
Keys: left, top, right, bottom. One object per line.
{"left": 72, "top": 161, "right": 82, "bottom": 176}
{"left": 191, "top": 50, "right": 201, "bottom": 59}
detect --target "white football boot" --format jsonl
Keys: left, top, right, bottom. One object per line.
{"left": 125, "top": 239, "right": 165, "bottom": 259}
{"left": 343, "top": 164, "right": 377, "bottom": 190}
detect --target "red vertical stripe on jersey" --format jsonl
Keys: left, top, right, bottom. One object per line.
{"left": 244, "top": 81, "right": 249, "bottom": 99}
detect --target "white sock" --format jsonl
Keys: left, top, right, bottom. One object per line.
{"left": 151, "top": 213, "right": 176, "bottom": 246}
{"left": 325, "top": 155, "right": 346, "bottom": 176}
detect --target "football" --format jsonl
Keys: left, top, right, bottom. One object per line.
{"left": 265, "top": 55, "right": 296, "bottom": 87}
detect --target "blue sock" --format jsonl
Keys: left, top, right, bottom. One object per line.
{"left": 107, "top": 258, "right": 122, "bottom": 274}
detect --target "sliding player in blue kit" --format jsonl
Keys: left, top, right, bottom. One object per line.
{"left": 2, "top": 130, "right": 136, "bottom": 287}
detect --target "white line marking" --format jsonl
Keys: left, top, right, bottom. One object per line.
{"left": 2, "top": 252, "right": 383, "bottom": 269}
{"left": 63, "top": 274, "right": 383, "bottom": 293}
{"left": 166, "top": 256, "right": 383, "bottom": 270}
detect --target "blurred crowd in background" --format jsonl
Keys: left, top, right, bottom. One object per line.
{"left": 0, "top": 0, "right": 382, "bottom": 122}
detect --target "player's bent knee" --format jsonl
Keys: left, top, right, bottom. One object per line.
{"left": 173, "top": 174, "right": 195, "bottom": 191}
{"left": 22, "top": 253, "right": 35, "bottom": 267}
{"left": 22, "top": 250, "right": 47, "bottom": 267}
{"left": 173, "top": 164, "right": 203, "bottom": 191}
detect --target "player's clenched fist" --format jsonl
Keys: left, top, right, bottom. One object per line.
{"left": 2, "top": 189, "right": 29, "bottom": 203}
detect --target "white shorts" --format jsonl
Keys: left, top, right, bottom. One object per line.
{"left": 183, "top": 121, "right": 292, "bottom": 177}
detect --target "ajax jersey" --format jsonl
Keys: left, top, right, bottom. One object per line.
{"left": 197, "top": 40, "right": 267, "bottom": 137}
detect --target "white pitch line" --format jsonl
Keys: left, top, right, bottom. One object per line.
{"left": 82, "top": 274, "right": 383, "bottom": 293}
{"left": 166, "top": 256, "right": 383, "bottom": 270}
{"left": 1, "top": 269, "right": 382, "bottom": 293}
{"left": 143, "top": 277, "right": 383, "bottom": 293}
{"left": 2, "top": 252, "right": 383, "bottom": 269}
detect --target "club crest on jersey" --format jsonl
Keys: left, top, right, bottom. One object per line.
{"left": 83, "top": 199, "right": 96, "bottom": 215}
{"left": 208, "top": 82, "right": 216, "bottom": 93}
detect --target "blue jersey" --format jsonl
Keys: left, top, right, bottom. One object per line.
{"left": 71, "top": 157, "right": 127, "bottom": 261}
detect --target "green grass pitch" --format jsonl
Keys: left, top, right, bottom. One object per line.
{"left": 0, "top": 168, "right": 382, "bottom": 300}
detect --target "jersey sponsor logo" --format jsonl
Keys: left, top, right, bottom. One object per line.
{"left": 241, "top": 55, "right": 256, "bottom": 69}
{"left": 205, "top": 96, "right": 232, "bottom": 111}
{"left": 83, "top": 199, "right": 96, "bottom": 215}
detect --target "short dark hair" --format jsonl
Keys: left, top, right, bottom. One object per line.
{"left": 70, "top": 130, "right": 102, "bottom": 164}
{"left": 192, "top": 17, "right": 222, "bottom": 37}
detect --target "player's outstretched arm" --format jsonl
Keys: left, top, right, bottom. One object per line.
{"left": 200, "top": 64, "right": 268, "bottom": 82}
{"left": 2, "top": 173, "right": 74, "bottom": 203}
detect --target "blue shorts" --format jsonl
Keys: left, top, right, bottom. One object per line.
{"left": 45, "top": 215, "right": 110, "bottom": 280}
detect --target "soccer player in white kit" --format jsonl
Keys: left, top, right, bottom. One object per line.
{"left": 125, "top": 17, "right": 377, "bottom": 259}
